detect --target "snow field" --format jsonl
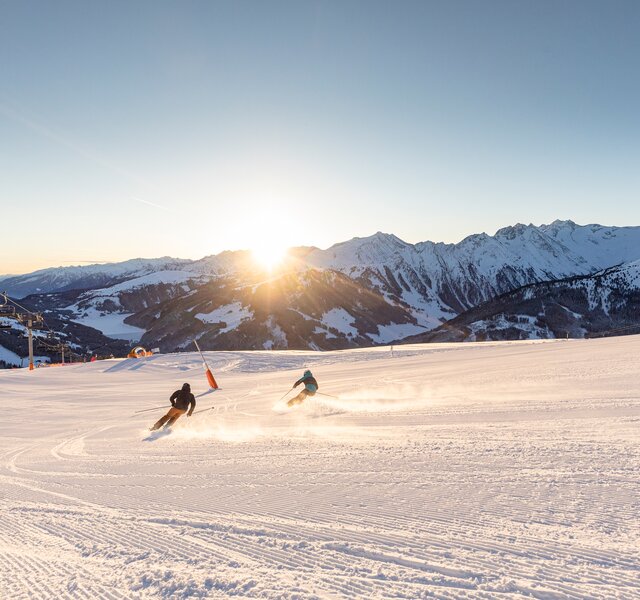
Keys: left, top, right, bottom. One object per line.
{"left": 1, "top": 337, "right": 639, "bottom": 598}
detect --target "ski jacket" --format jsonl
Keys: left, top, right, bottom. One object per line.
{"left": 294, "top": 375, "right": 318, "bottom": 393}
{"left": 170, "top": 384, "right": 196, "bottom": 412}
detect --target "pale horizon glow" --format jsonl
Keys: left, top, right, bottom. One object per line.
{"left": 1, "top": 1, "right": 639, "bottom": 274}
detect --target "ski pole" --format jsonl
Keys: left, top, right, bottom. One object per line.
{"left": 191, "top": 406, "right": 214, "bottom": 416}
{"left": 316, "top": 392, "right": 339, "bottom": 400}
{"left": 278, "top": 387, "right": 295, "bottom": 402}
{"left": 133, "top": 404, "right": 169, "bottom": 414}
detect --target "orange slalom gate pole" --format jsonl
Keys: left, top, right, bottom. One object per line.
{"left": 205, "top": 368, "right": 218, "bottom": 389}
{"left": 193, "top": 339, "right": 219, "bottom": 389}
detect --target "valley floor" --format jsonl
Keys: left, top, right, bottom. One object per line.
{"left": 1, "top": 337, "right": 639, "bottom": 598}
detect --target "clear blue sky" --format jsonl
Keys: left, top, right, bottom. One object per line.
{"left": 1, "top": 0, "right": 639, "bottom": 273}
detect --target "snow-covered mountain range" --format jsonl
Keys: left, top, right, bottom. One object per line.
{"left": 306, "top": 220, "right": 640, "bottom": 320}
{"left": 2, "top": 220, "right": 640, "bottom": 359}
{"left": 413, "top": 259, "right": 640, "bottom": 343}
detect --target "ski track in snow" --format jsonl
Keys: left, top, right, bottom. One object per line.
{"left": 1, "top": 337, "right": 640, "bottom": 598}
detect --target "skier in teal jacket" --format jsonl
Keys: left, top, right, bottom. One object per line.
{"left": 288, "top": 370, "right": 318, "bottom": 407}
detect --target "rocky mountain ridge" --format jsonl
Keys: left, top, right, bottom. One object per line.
{"left": 408, "top": 260, "right": 640, "bottom": 343}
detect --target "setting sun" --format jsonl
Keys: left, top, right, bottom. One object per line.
{"left": 242, "top": 209, "right": 295, "bottom": 272}
{"left": 251, "top": 244, "right": 288, "bottom": 271}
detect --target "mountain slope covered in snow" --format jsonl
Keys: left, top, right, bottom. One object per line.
{"left": 413, "top": 260, "right": 640, "bottom": 342}
{"left": 127, "top": 269, "right": 426, "bottom": 351}
{"left": 0, "top": 257, "right": 192, "bottom": 298}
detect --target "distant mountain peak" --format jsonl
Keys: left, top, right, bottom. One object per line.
{"left": 494, "top": 222, "right": 536, "bottom": 239}
{"left": 329, "top": 231, "right": 405, "bottom": 249}
{"left": 547, "top": 218, "right": 577, "bottom": 228}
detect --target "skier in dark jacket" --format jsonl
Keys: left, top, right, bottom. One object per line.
{"left": 288, "top": 370, "right": 319, "bottom": 407}
{"left": 150, "top": 383, "right": 196, "bottom": 430}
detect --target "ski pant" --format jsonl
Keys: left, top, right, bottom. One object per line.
{"left": 151, "top": 407, "right": 186, "bottom": 430}
{"left": 287, "top": 389, "right": 316, "bottom": 407}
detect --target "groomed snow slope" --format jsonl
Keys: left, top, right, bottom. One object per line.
{"left": 1, "top": 337, "right": 639, "bottom": 599}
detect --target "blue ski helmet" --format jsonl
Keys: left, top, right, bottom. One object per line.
{"left": 303, "top": 369, "right": 312, "bottom": 378}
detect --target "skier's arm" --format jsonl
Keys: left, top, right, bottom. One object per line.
{"left": 188, "top": 394, "right": 196, "bottom": 416}
{"left": 293, "top": 377, "right": 303, "bottom": 388}
{"left": 169, "top": 390, "right": 179, "bottom": 406}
